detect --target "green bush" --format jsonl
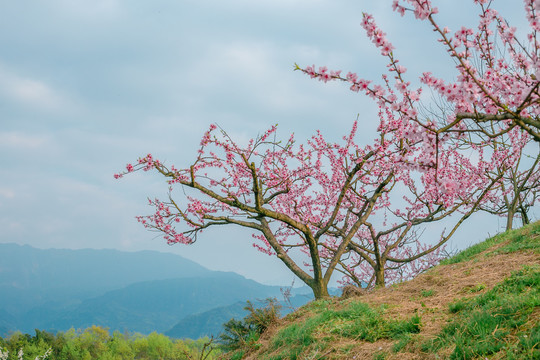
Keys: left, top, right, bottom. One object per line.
{"left": 219, "top": 298, "right": 281, "bottom": 352}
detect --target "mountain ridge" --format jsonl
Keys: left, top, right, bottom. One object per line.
{"left": 0, "top": 243, "right": 309, "bottom": 338}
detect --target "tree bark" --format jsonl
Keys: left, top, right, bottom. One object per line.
{"left": 311, "top": 278, "right": 330, "bottom": 299}
{"left": 506, "top": 209, "right": 515, "bottom": 230}
{"left": 374, "top": 265, "right": 385, "bottom": 287}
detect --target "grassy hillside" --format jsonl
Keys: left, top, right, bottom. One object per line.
{"left": 227, "top": 222, "right": 540, "bottom": 360}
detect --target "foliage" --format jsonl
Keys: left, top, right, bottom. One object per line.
{"left": 0, "top": 347, "right": 51, "bottom": 360}
{"left": 423, "top": 265, "right": 540, "bottom": 359}
{"left": 0, "top": 327, "right": 220, "bottom": 360}
{"left": 219, "top": 298, "right": 281, "bottom": 353}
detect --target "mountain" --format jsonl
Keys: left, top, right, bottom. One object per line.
{"left": 26, "top": 273, "right": 284, "bottom": 334}
{"left": 0, "top": 243, "right": 212, "bottom": 316}
{"left": 0, "top": 243, "right": 297, "bottom": 337}
{"left": 167, "top": 301, "right": 248, "bottom": 340}
{"left": 0, "top": 309, "right": 16, "bottom": 338}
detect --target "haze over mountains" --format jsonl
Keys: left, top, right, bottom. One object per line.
{"left": 0, "top": 243, "right": 312, "bottom": 338}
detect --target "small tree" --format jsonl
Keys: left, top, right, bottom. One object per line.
{"left": 118, "top": 123, "right": 400, "bottom": 299}
{"left": 479, "top": 136, "right": 540, "bottom": 230}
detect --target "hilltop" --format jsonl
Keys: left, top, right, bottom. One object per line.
{"left": 227, "top": 222, "right": 540, "bottom": 359}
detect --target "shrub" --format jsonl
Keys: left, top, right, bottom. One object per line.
{"left": 219, "top": 298, "right": 281, "bottom": 352}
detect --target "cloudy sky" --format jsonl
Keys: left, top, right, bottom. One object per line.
{"left": 0, "top": 0, "right": 531, "bottom": 285}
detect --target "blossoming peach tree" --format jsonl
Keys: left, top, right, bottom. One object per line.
{"left": 116, "top": 121, "right": 498, "bottom": 298}
{"left": 298, "top": 0, "right": 540, "bottom": 249}
{"left": 116, "top": 0, "right": 537, "bottom": 299}
{"left": 478, "top": 135, "right": 540, "bottom": 230}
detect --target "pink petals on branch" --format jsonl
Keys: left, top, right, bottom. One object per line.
{"left": 392, "top": 0, "right": 438, "bottom": 20}
{"left": 304, "top": 65, "right": 341, "bottom": 83}
{"left": 361, "top": 13, "right": 395, "bottom": 56}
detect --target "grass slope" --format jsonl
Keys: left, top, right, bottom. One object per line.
{"left": 230, "top": 221, "right": 540, "bottom": 360}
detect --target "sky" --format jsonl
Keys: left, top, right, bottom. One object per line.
{"left": 0, "top": 0, "right": 533, "bottom": 286}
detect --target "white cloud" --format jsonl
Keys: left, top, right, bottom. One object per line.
{"left": 0, "top": 188, "right": 15, "bottom": 199}
{"left": 190, "top": 41, "right": 338, "bottom": 114}
{"left": 0, "top": 132, "right": 49, "bottom": 149}
{"left": 0, "top": 64, "right": 70, "bottom": 111}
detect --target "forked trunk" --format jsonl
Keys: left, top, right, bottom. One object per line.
{"left": 311, "top": 278, "right": 330, "bottom": 299}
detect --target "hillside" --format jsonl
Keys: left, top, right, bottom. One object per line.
{"left": 227, "top": 222, "right": 540, "bottom": 359}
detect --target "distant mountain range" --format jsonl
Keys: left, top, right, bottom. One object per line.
{"left": 0, "top": 243, "right": 312, "bottom": 339}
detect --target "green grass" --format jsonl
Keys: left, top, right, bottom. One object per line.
{"left": 459, "top": 283, "right": 486, "bottom": 294}
{"left": 266, "top": 300, "right": 421, "bottom": 359}
{"left": 329, "top": 302, "right": 421, "bottom": 341}
{"left": 266, "top": 310, "right": 330, "bottom": 359}
{"left": 229, "top": 350, "right": 245, "bottom": 360}
{"left": 496, "top": 230, "right": 540, "bottom": 255}
{"left": 420, "top": 289, "right": 435, "bottom": 297}
{"left": 423, "top": 265, "right": 540, "bottom": 359}
{"left": 241, "top": 223, "right": 539, "bottom": 360}
{"left": 392, "top": 334, "right": 413, "bottom": 353}
{"left": 441, "top": 221, "right": 540, "bottom": 265}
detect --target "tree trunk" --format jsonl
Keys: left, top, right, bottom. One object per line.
{"left": 374, "top": 265, "right": 385, "bottom": 288}
{"left": 310, "top": 278, "right": 330, "bottom": 299}
{"left": 506, "top": 192, "right": 520, "bottom": 231}
{"left": 506, "top": 207, "right": 515, "bottom": 231}
{"left": 520, "top": 205, "right": 530, "bottom": 226}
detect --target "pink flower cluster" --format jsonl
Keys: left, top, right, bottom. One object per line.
{"left": 392, "top": 0, "right": 438, "bottom": 20}
{"left": 304, "top": 65, "right": 342, "bottom": 83}
{"left": 361, "top": 13, "right": 395, "bottom": 56}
